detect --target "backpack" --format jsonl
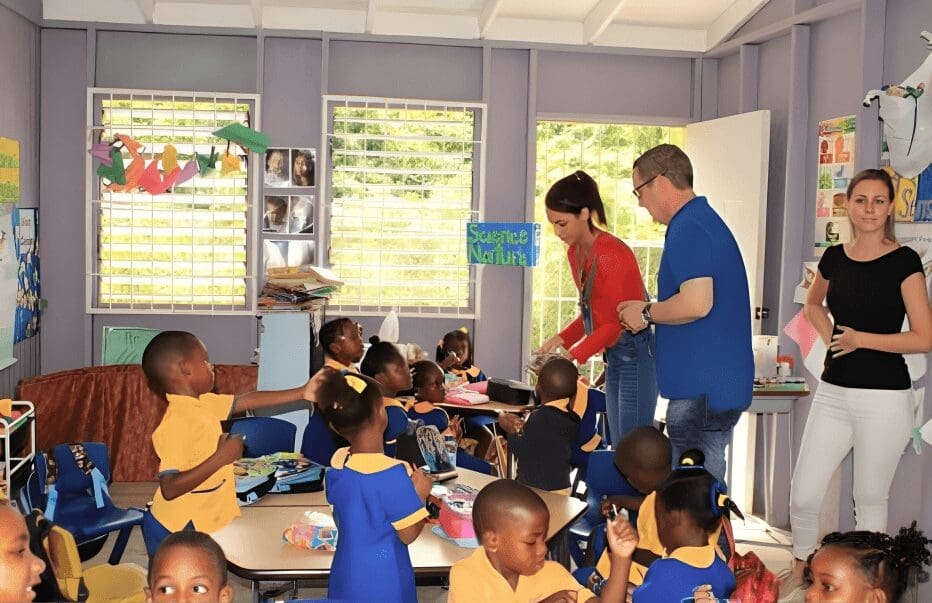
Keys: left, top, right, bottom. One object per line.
{"left": 24, "top": 509, "right": 89, "bottom": 602}
{"left": 35, "top": 443, "right": 109, "bottom": 522}
{"left": 721, "top": 518, "right": 779, "bottom": 603}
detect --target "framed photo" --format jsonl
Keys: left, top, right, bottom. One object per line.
{"left": 264, "top": 148, "right": 290, "bottom": 187}
{"left": 290, "top": 148, "right": 316, "bottom": 188}
{"left": 288, "top": 195, "right": 315, "bottom": 234}
{"left": 264, "top": 239, "right": 315, "bottom": 271}
{"left": 262, "top": 195, "right": 288, "bottom": 232}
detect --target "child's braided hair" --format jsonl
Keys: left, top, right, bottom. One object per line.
{"left": 806, "top": 521, "right": 931, "bottom": 601}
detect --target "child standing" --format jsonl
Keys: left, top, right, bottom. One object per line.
{"left": 804, "top": 523, "right": 931, "bottom": 603}
{"left": 141, "top": 331, "right": 315, "bottom": 556}
{"left": 0, "top": 501, "right": 45, "bottom": 603}
{"left": 448, "top": 479, "right": 633, "bottom": 602}
{"left": 146, "top": 530, "right": 233, "bottom": 603}
{"left": 436, "top": 328, "right": 486, "bottom": 385}
{"left": 361, "top": 339, "right": 414, "bottom": 454}
{"left": 613, "top": 449, "right": 742, "bottom": 602}
{"left": 319, "top": 318, "right": 364, "bottom": 372}
{"left": 497, "top": 357, "right": 580, "bottom": 494}
{"left": 316, "top": 369, "right": 432, "bottom": 603}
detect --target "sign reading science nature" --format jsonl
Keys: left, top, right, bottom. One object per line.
{"left": 467, "top": 222, "right": 540, "bottom": 267}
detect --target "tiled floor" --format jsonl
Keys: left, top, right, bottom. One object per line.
{"left": 94, "top": 482, "right": 796, "bottom": 603}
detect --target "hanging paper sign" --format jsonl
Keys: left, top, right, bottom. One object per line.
{"left": 467, "top": 222, "right": 540, "bottom": 267}
{"left": 814, "top": 116, "right": 856, "bottom": 256}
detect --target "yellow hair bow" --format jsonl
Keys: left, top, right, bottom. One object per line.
{"left": 345, "top": 374, "right": 367, "bottom": 394}
{"left": 717, "top": 493, "right": 729, "bottom": 509}
{"left": 681, "top": 457, "right": 695, "bottom": 466}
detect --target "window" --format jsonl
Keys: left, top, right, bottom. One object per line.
{"left": 532, "top": 121, "right": 685, "bottom": 376}
{"left": 324, "top": 97, "right": 484, "bottom": 316}
{"left": 87, "top": 89, "right": 258, "bottom": 314}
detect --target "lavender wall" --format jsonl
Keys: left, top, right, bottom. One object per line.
{"left": 716, "top": 52, "right": 741, "bottom": 118}
{"left": 0, "top": 4, "right": 40, "bottom": 395}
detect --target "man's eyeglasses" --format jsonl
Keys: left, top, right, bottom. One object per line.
{"left": 633, "top": 171, "right": 666, "bottom": 199}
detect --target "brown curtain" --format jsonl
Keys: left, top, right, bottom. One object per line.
{"left": 17, "top": 364, "right": 258, "bottom": 482}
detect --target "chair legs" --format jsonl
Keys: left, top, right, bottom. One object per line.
{"left": 108, "top": 525, "right": 135, "bottom": 565}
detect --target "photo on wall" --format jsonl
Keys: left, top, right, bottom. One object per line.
{"left": 264, "top": 239, "right": 316, "bottom": 272}
{"left": 263, "top": 195, "right": 289, "bottom": 232}
{"left": 264, "top": 148, "right": 290, "bottom": 187}
{"left": 288, "top": 195, "right": 315, "bottom": 234}
{"left": 290, "top": 148, "right": 316, "bottom": 188}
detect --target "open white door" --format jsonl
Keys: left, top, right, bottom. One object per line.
{"left": 686, "top": 110, "right": 770, "bottom": 513}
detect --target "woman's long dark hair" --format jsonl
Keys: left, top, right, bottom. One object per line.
{"left": 544, "top": 170, "right": 607, "bottom": 229}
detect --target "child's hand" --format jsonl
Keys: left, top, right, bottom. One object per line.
{"left": 606, "top": 515, "right": 638, "bottom": 558}
{"left": 537, "top": 590, "right": 578, "bottom": 602}
{"left": 448, "top": 415, "right": 463, "bottom": 440}
{"left": 215, "top": 433, "right": 245, "bottom": 465}
{"left": 497, "top": 412, "right": 524, "bottom": 434}
{"left": 411, "top": 467, "right": 432, "bottom": 502}
{"left": 439, "top": 352, "right": 461, "bottom": 370}
{"left": 303, "top": 368, "right": 332, "bottom": 401}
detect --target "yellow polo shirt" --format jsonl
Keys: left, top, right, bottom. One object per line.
{"left": 449, "top": 547, "right": 595, "bottom": 603}
{"left": 150, "top": 393, "right": 238, "bottom": 533}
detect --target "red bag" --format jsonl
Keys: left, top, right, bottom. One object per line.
{"left": 722, "top": 519, "right": 779, "bottom": 603}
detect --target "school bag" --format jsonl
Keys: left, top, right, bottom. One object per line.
{"left": 34, "top": 443, "right": 109, "bottom": 523}
{"left": 721, "top": 517, "right": 779, "bottom": 603}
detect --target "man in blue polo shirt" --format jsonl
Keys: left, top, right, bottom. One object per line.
{"left": 618, "top": 144, "right": 752, "bottom": 481}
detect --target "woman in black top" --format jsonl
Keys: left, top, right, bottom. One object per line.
{"left": 788, "top": 169, "right": 932, "bottom": 579}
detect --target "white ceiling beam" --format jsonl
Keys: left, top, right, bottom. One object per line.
{"left": 705, "top": 0, "right": 769, "bottom": 51}
{"left": 478, "top": 0, "right": 504, "bottom": 37}
{"left": 136, "top": 0, "right": 155, "bottom": 24}
{"left": 250, "top": 0, "right": 263, "bottom": 28}
{"left": 366, "top": 0, "right": 378, "bottom": 34}
{"left": 583, "top": 0, "right": 628, "bottom": 44}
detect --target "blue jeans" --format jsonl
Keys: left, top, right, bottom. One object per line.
{"left": 665, "top": 396, "right": 742, "bottom": 482}
{"left": 142, "top": 511, "right": 194, "bottom": 557}
{"left": 603, "top": 329, "right": 658, "bottom": 445}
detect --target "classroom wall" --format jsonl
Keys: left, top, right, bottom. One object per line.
{"left": 0, "top": 3, "right": 40, "bottom": 396}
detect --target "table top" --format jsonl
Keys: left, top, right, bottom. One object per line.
{"left": 214, "top": 469, "right": 587, "bottom": 580}
{"left": 752, "top": 383, "right": 810, "bottom": 397}
{"left": 437, "top": 400, "right": 534, "bottom": 414}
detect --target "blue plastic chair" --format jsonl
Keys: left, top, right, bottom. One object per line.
{"left": 229, "top": 416, "right": 297, "bottom": 457}
{"left": 300, "top": 412, "right": 341, "bottom": 466}
{"left": 567, "top": 449, "right": 640, "bottom": 568}
{"left": 25, "top": 442, "right": 144, "bottom": 564}
{"left": 570, "top": 388, "right": 609, "bottom": 493}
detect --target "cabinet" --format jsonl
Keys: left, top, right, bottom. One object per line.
{"left": 0, "top": 401, "right": 36, "bottom": 500}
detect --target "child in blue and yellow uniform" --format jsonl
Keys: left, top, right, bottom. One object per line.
{"left": 316, "top": 368, "right": 432, "bottom": 603}
{"left": 360, "top": 338, "right": 413, "bottom": 455}
{"left": 449, "top": 479, "right": 634, "bottom": 603}
{"left": 436, "top": 328, "right": 486, "bottom": 385}
{"left": 611, "top": 449, "right": 741, "bottom": 602}
{"left": 319, "top": 317, "right": 364, "bottom": 372}
{"left": 141, "top": 331, "right": 315, "bottom": 556}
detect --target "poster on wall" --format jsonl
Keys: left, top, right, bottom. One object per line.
{"left": 814, "top": 116, "right": 856, "bottom": 255}
{"left": 13, "top": 208, "right": 39, "bottom": 343}
{"left": 0, "top": 205, "right": 17, "bottom": 368}
{"left": 884, "top": 163, "right": 932, "bottom": 223}
{"left": 0, "top": 138, "right": 19, "bottom": 203}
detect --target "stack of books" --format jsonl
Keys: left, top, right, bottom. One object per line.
{"left": 258, "top": 265, "right": 344, "bottom": 311}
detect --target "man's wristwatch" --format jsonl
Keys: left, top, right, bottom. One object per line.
{"left": 641, "top": 302, "right": 654, "bottom": 325}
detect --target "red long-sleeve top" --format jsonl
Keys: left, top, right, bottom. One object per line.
{"left": 558, "top": 231, "right": 646, "bottom": 363}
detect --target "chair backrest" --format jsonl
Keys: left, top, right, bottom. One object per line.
{"left": 230, "top": 417, "right": 297, "bottom": 457}
{"left": 25, "top": 509, "right": 88, "bottom": 602}
{"left": 586, "top": 388, "right": 611, "bottom": 448}
{"left": 301, "top": 412, "right": 340, "bottom": 466}
{"left": 582, "top": 450, "right": 640, "bottom": 526}
{"left": 26, "top": 443, "right": 113, "bottom": 513}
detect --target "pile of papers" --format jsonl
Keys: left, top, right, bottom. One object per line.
{"left": 258, "top": 265, "right": 344, "bottom": 311}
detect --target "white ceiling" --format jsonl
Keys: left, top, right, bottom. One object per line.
{"left": 42, "top": 0, "right": 770, "bottom": 53}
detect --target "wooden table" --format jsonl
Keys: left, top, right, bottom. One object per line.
{"left": 214, "top": 469, "right": 587, "bottom": 600}
{"left": 437, "top": 400, "right": 534, "bottom": 415}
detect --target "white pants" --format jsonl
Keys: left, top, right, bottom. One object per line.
{"left": 789, "top": 381, "right": 913, "bottom": 559}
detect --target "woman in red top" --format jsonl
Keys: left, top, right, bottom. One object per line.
{"left": 536, "top": 170, "right": 658, "bottom": 443}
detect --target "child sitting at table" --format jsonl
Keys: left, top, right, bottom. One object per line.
{"left": 319, "top": 317, "right": 364, "bottom": 372}
{"left": 497, "top": 357, "right": 580, "bottom": 495}
{"left": 0, "top": 500, "right": 45, "bottom": 603}
{"left": 448, "top": 479, "right": 633, "bottom": 602}
{"left": 141, "top": 331, "right": 315, "bottom": 556}
{"left": 316, "top": 368, "right": 432, "bottom": 603}
{"left": 360, "top": 338, "right": 414, "bottom": 454}
{"left": 146, "top": 530, "right": 232, "bottom": 603}
{"left": 612, "top": 450, "right": 743, "bottom": 602}
{"left": 589, "top": 426, "right": 674, "bottom": 592}
{"left": 436, "top": 327, "right": 487, "bottom": 386}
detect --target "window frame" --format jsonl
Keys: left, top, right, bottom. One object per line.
{"left": 320, "top": 95, "right": 487, "bottom": 319}
{"left": 85, "top": 87, "right": 261, "bottom": 316}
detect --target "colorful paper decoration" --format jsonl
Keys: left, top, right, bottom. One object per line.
{"left": 88, "top": 142, "right": 113, "bottom": 166}
{"left": 96, "top": 148, "right": 126, "bottom": 185}
{"left": 161, "top": 144, "right": 179, "bottom": 173}
{"left": 213, "top": 123, "right": 270, "bottom": 154}
{"left": 220, "top": 152, "right": 242, "bottom": 176}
